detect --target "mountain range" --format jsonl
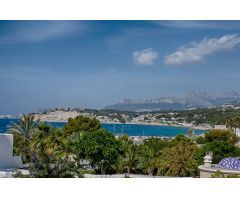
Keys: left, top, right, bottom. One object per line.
{"left": 104, "top": 91, "right": 240, "bottom": 111}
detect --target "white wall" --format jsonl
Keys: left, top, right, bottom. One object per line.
{"left": 236, "top": 128, "right": 240, "bottom": 137}
{"left": 0, "top": 134, "right": 23, "bottom": 169}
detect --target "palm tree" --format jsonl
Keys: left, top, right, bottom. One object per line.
{"left": 226, "top": 116, "right": 240, "bottom": 135}
{"left": 31, "top": 124, "right": 72, "bottom": 160}
{"left": 123, "top": 144, "right": 138, "bottom": 175}
{"left": 8, "top": 115, "right": 39, "bottom": 138}
{"left": 8, "top": 115, "right": 39, "bottom": 163}
{"left": 143, "top": 145, "right": 157, "bottom": 175}
{"left": 47, "top": 129, "right": 73, "bottom": 158}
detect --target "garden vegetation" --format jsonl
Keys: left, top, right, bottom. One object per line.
{"left": 9, "top": 115, "right": 240, "bottom": 178}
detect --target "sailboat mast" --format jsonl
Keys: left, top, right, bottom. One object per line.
{"left": 113, "top": 124, "right": 116, "bottom": 134}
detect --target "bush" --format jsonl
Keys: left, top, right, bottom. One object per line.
{"left": 63, "top": 115, "right": 101, "bottom": 135}
{"left": 157, "top": 142, "right": 201, "bottom": 177}
{"left": 211, "top": 170, "right": 240, "bottom": 178}
{"left": 174, "top": 134, "right": 191, "bottom": 143}
{"left": 73, "top": 129, "right": 121, "bottom": 174}
{"left": 204, "top": 129, "right": 238, "bottom": 144}
{"left": 200, "top": 141, "right": 240, "bottom": 163}
{"left": 196, "top": 136, "right": 206, "bottom": 144}
{"left": 28, "top": 151, "right": 83, "bottom": 178}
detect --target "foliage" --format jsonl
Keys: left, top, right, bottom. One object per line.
{"left": 199, "top": 141, "right": 240, "bottom": 164}
{"left": 142, "top": 138, "right": 171, "bottom": 153}
{"left": 196, "top": 136, "right": 206, "bottom": 144}
{"left": 117, "top": 134, "right": 134, "bottom": 153}
{"left": 122, "top": 143, "right": 139, "bottom": 174}
{"left": 12, "top": 132, "right": 32, "bottom": 163}
{"left": 8, "top": 115, "right": 39, "bottom": 137}
{"left": 173, "top": 108, "right": 240, "bottom": 125}
{"left": 226, "top": 116, "right": 240, "bottom": 130}
{"left": 210, "top": 170, "right": 225, "bottom": 178}
{"left": 157, "top": 142, "right": 201, "bottom": 177}
{"left": 79, "top": 169, "right": 95, "bottom": 175}
{"left": 173, "top": 134, "right": 191, "bottom": 143}
{"left": 112, "top": 135, "right": 131, "bottom": 173}
{"left": 13, "top": 170, "right": 30, "bottom": 178}
{"left": 137, "top": 138, "right": 171, "bottom": 175}
{"left": 73, "top": 129, "right": 121, "bottom": 174}
{"left": 28, "top": 153, "right": 82, "bottom": 178}
{"left": 187, "top": 129, "right": 195, "bottom": 141}
{"left": 226, "top": 174, "right": 240, "bottom": 178}
{"left": 63, "top": 115, "right": 101, "bottom": 135}
{"left": 9, "top": 114, "right": 240, "bottom": 178}
{"left": 31, "top": 124, "right": 72, "bottom": 159}
{"left": 210, "top": 170, "right": 240, "bottom": 178}
{"left": 204, "top": 129, "right": 238, "bottom": 144}
{"left": 9, "top": 115, "right": 40, "bottom": 163}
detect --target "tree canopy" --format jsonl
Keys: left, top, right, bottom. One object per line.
{"left": 204, "top": 129, "right": 238, "bottom": 144}
{"left": 63, "top": 115, "right": 101, "bottom": 135}
{"left": 199, "top": 141, "right": 240, "bottom": 163}
{"left": 157, "top": 142, "right": 201, "bottom": 177}
{"left": 73, "top": 129, "right": 121, "bottom": 173}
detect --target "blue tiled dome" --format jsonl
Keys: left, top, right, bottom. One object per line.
{"left": 218, "top": 157, "right": 240, "bottom": 170}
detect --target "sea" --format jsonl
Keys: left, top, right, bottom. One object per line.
{"left": 0, "top": 118, "right": 206, "bottom": 137}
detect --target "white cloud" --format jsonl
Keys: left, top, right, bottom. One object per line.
{"left": 165, "top": 34, "right": 240, "bottom": 65}
{"left": 133, "top": 48, "right": 158, "bottom": 65}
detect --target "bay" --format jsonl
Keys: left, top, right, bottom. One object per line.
{"left": 0, "top": 118, "right": 206, "bottom": 137}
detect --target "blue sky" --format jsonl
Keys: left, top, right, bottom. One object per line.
{"left": 1, "top": 20, "right": 240, "bottom": 114}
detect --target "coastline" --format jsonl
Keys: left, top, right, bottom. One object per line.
{"left": 36, "top": 118, "right": 210, "bottom": 130}
{"left": 102, "top": 121, "right": 211, "bottom": 130}
{"left": 28, "top": 110, "right": 212, "bottom": 131}
{"left": 0, "top": 117, "right": 211, "bottom": 131}
{"left": 0, "top": 118, "right": 209, "bottom": 137}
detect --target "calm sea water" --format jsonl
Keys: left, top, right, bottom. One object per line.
{"left": 0, "top": 118, "right": 206, "bottom": 137}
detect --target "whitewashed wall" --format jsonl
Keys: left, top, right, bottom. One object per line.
{"left": 0, "top": 134, "right": 23, "bottom": 169}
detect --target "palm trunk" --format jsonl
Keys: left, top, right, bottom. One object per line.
{"left": 127, "top": 167, "right": 131, "bottom": 175}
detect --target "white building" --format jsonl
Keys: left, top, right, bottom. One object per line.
{"left": 236, "top": 128, "right": 240, "bottom": 137}
{"left": 214, "top": 125, "right": 240, "bottom": 137}
{"left": 214, "top": 125, "right": 227, "bottom": 130}
{"left": 0, "top": 134, "right": 23, "bottom": 169}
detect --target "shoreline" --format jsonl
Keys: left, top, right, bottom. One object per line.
{"left": 0, "top": 118, "right": 211, "bottom": 130}
{"left": 0, "top": 118, "right": 211, "bottom": 131}
{"left": 102, "top": 121, "right": 211, "bottom": 130}
{"left": 38, "top": 119, "right": 210, "bottom": 130}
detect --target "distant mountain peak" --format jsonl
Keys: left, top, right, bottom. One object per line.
{"left": 104, "top": 91, "right": 240, "bottom": 111}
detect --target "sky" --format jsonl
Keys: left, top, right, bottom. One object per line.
{"left": 1, "top": 20, "right": 240, "bottom": 114}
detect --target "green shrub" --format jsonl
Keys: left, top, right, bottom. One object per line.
{"left": 204, "top": 129, "right": 238, "bottom": 144}
{"left": 196, "top": 136, "right": 206, "bottom": 144}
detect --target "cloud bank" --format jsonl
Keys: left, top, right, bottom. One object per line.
{"left": 165, "top": 34, "right": 240, "bottom": 65}
{"left": 133, "top": 48, "right": 158, "bottom": 65}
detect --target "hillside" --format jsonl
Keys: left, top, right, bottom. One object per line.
{"left": 105, "top": 91, "right": 240, "bottom": 111}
